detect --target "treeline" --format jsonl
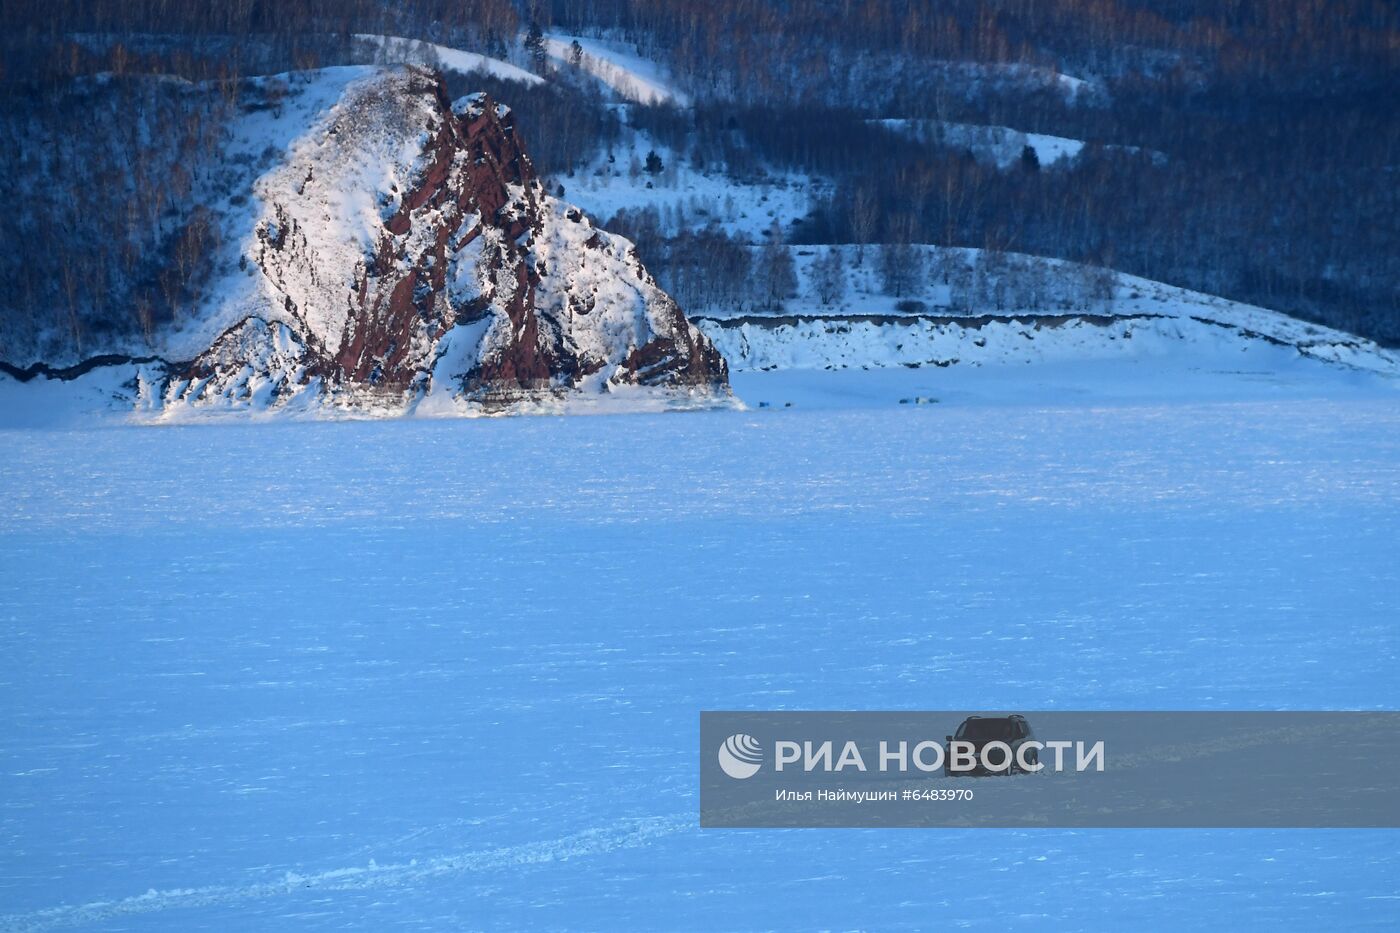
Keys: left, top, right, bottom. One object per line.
{"left": 0, "top": 76, "right": 284, "bottom": 361}
{"left": 0, "top": 0, "right": 1395, "bottom": 352}
{"left": 0, "top": 0, "right": 519, "bottom": 50}
{"left": 544, "top": 0, "right": 1399, "bottom": 104}
{"left": 564, "top": 2, "right": 1398, "bottom": 342}
{"left": 439, "top": 69, "right": 620, "bottom": 178}
{"left": 624, "top": 78, "right": 1400, "bottom": 343}
{"left": 25, "top": 0, "right": 1384, "bottom": 106}
{"left": 0, "top": 0, "right": 519, "bottom": 86}
{"left": 605, "top": 211, "right": 761, "bottom": 314}
{"left": 603, "top": 209, "right": 1118, "bottom": 319}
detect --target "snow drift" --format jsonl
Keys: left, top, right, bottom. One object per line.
{"left": 697, "top": 310, "right": 1400, "bottom": 375}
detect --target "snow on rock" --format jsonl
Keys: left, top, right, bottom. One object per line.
{"left": 164, "top": 319, "right": 320, "bottom": 413}
{"left": 1, "top": 65, "right": 728, "bottom": 420}
{"left": 544, "top": 34, "right": 691, "bottom": 107}
{"left": 246, "top": 66, "right": 456, "bottom": 367}
{"left": 222, "top": 69, "right": 726, "bottom": 415}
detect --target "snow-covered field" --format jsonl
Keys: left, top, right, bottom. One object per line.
{"left": 2, "top": 365, "right": 1399, "bottom": 930}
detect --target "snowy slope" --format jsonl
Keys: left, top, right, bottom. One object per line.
{"left": 563, "top": 132, "right": 819, "bottom": 240}
{"left": 876, "top": 120, "right": 1166, "bottom": 169}
{"left": 544, "top": 34, "right": 691, "bottom": 106}
{"left": 972, "top": 62, "right": 1101, "bottom": 100}
{"left": 877, "top": 119, "right": 1085, "bottom": 168}
{"left": 148, "top": 65, "right": 412, "bottom": 364}
{"left": 694, "top": 246, "right": 1400, "bottom": 378}
{"left": 353, "top": 34, "right": 543, "bottom": 85}
{"left": 946, "top": 122, "right": 1085, "bottom": 167}
{"left": 243, "top": 68, "right": 447, "bottom": 359}
{"left": 701, "top": 311, "right": 1400, "bottom": 377}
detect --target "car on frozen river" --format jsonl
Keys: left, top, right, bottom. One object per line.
{"left": 945, "top": 715, "right": 1039, "bottom": 776}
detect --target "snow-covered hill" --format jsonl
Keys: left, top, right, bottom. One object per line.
{"left": 694, "top": 247, "right": 1400, "bottom": 378}
{"left": 2, "top": 48, "right": 1392, "bottom": 425}
{"left": 0, "top": 65, "right": 729, "bottom": 420}
{"left": 700, "top": 310, "right": 1399, "bottom": 375}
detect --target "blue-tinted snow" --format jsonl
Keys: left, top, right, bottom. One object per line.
{"left": 1, "top": 372, "right": 1398, "bottom": 929}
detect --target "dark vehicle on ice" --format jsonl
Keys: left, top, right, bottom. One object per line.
{"left": 945, "top": 715, "right": 1038, "bottom": 776}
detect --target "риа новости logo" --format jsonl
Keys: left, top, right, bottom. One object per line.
{"left": 718, "top": 733, "right": 763, "bottom": 779}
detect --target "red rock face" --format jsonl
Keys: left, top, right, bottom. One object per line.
{"left": 189, "top": 69, "right": 727, "bottom": 408}
{"left": 330, "top": 75, "right": 548, "bottom": 392}
{"left": 618, "top": 299, "right": 730, "bottom": 387}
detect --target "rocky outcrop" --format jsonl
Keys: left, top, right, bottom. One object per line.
{"left": 172, "top": 66, "right": 727, "bottom": 413}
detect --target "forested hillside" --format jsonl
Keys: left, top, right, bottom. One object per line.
{"left": 1, "top": 0, "right": 1396, "bottom": 363}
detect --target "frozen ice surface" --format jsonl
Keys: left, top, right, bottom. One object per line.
{"left": 1, "top": 367, "right": 1398, "bottom": 929}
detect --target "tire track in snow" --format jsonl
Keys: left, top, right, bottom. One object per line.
{"left": 0, "top": 815, "right": 688, "bottom": 932}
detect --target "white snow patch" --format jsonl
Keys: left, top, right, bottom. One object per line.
{"left": 561, "top": 131, "right": 820, "bottom": 241}
{"left": 879, "top": 120, "right": 1086, "bottom": 168}
{"left": 544, "top": 34, "right": 691, "bottom": 106}
{"left": 354, "top": 35, "right": 543, "bottom": 85}
{"left": 877, "top": 120, "right": 1165, "bottom": 169}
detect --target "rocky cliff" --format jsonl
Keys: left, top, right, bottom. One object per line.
{"left": 18, "top": 65, "right": 728, "bottom": 417}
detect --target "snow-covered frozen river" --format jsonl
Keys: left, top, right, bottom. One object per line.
{"left": 2, "top": 372, "right": 1399, "bottom": 929}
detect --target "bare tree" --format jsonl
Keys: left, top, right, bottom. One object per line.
{"left": 759, "top": 221, "right": 797, "bottom": 311}
{"left": 848, "top": 186, "right": 877, "bottom": 267}
{"left": 1088, "top": 264, "right": 1118, "bottom": 311}
{"left": 878, "top": 241, "right": 926, "bottom": 299}
{"left": 972, "top": 248, "right": 1010, "bottom": 311}
{"left": 810, "top": 247, "right": 846, "bottom": 307}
